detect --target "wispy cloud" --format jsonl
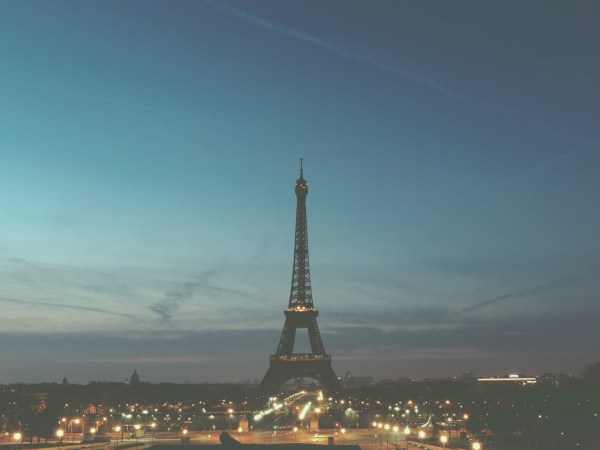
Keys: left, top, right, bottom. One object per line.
{"left": 479, "top": 137, "right": 600, "bottom": 197}
{"left": 2, "top": 310, "right": 599, "bottom": 382}
{"left": 149, "top": 270, "right": 224, "bottom": 321}
{"left": 149, "top": 271, "right": 215, "bottom": 320}
{"left": 461, "top": 281, "right": 560, "bottom": 313}
{"left": 0, "top": 295, "right": 135, "bottom": 319}
{"left": 0, "top": 77, "right": 258, "bottom": 131}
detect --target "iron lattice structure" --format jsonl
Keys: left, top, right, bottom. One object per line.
{"left": 258, "top": 161, "right": 340, "bottom": 397}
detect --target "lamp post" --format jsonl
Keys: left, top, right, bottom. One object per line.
{"left": 403, "top": 427, "right": 410, "bottom": 450}
{"left": 384, "top": 424, "right": 390, "bottom": 450}
{"left": 472, "top": 442, "right": 482, "bottom": 450}
{"left": 418, "top": 430, "right": 425, "bottom": 445}
{"left": 293, "top": 427, "right": 298, "bottom": 442}
{"left": 341, "top": 428, "right": 346, "bottom": 445}
{"left": 115, "top": 426, "right": 121, "bottom": 444}
{"left": 74, "top": 418, "right": 81, "bottom": 442}
{"left": 90, "top": 427, "right": 96, "bottom": 450}
{"left": 440, "top": 435, "right": 448, "bottom": 449}
{"left": 237, "top": 427, "right": 242, "bottom": 443}
{"left": 182, "top": 428, "right": 188, "bottom": 444}
{"left": 13, "top": 432, "right": 22, "bottom": 450}
{"left": 133, "top": 424, "right": 141, "bottom": 443}
{"left": 56, "top": 429, "right": 64, "bottom": 449}
{"left": 393, "top": 426, "right": 399, "bottom": 447}
{"left": 151, "top": 423, "right": 156, "bottom": 444}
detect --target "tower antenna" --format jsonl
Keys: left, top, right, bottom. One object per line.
{"left": 300, "top": 158, "right": 303, "bottom": 178}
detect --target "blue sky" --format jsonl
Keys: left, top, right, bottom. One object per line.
{"left": 1, "top": 0, "right": 599, "bottom": 383}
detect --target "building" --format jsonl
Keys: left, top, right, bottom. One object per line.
{"left": 477, "top": 374, "right": 537, "bottom": 385}
{"left": 129, "top": 368, "right": 141, "bottom": 385}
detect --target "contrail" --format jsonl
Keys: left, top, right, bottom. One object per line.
{"left": 203, "top": 1, "right": 555, "bottom": 135}
{"left": 0, "top": 77, "right": 258, "bottom": 131}
{"left": 204, "top": 0, "right": 455, "bottom": 97}
{"left": 0, "top": 295, "right": 136, "bottom": 319}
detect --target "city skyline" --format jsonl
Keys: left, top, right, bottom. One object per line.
{"left": 1, "top": 1, "right": 600, "bottom": 383}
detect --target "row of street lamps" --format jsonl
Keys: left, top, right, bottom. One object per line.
{"left": 371, "top": 421, "right": 481, "bottom": 450}
{"left": 9, "top": 424, "right": 481, "bottom": 450}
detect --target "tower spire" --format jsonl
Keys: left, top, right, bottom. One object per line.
{"left": 291, "top": 159, "right": 311, "bottom": 307}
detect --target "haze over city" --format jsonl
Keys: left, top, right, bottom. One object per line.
{"left": 1, "top": 1, "right": 599, "bottom": 384}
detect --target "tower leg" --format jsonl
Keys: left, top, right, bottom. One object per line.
{"left": 258, "top": 358, "right": 341, "bottom": 398}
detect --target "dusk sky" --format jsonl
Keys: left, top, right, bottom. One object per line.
{"left": 1, "top": 0, "right": 599, "bottom": 384}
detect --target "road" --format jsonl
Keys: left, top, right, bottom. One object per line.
{"left": 0, "top": 429, "right": 472, "bottom": 450}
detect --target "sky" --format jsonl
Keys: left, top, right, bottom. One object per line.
{"left": 1, "top": 0, "right": 599, "bottom": 384}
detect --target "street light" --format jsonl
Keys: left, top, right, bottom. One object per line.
{"left": 440, "top": 435, "right": 448, "bottom": 449}
{"left": 90, "top": 427, "right": 96, "bottom": 450}
{"left": 393, "top": 426, "right": 399, "bottom": 446}
{"left": 472, "top": 442, "right": 481, "bottom": 450}
{"left": 56, "top": 429, "right": 64, "bottom": 448}
{"left": 293, "top": 427, "right": 298, "bottom": 442}
{"left": 151, "top": 423, "right": 156, "bottom": 444}
{"left": 403, "top": 427, "right": 410, "bottom": 450}
{"left": 384, "top": 424, "right": 390, "bottom": 450}
{"left": 73, "top": 418, "right": 80, "bottom": 441}
{"left": 238, "top": 427, "right": 242, "bottom": 443}
{"left": 134, "top": 424, "right": 141, "bottom": 443}
{"left": 418, "top": 430, "right": 425, "bottom": 445}
{"left": 341, "top": 428, "right": 346, "bottom": 445}
{"left": 115, "top": 426, "right": 121, "bottom": 444}
{"left": 13, "top": 432, "right": 22, "bottom": 447}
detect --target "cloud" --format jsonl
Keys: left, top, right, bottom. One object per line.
{"left": 0, "top": 77, "right": 258, "bottom": 131}
{"left": 320, "top": 305, "right": 457, "bottom": 329}
{"left": 147, "top": 270, "right": 251, "bottom": 321}
{"left": 254, "top": 236, "right": 271, "bottom": 260}
{"left": 0, "top": 295, "right": 135, "bottom": 319}
{"left": 2, "top": 309, "right": 599, "bottom": 382}
{"left": 149, "top": 270, "right": 219, "bottom": 320}
{"left": 5, "top": 307, "right": 600, "bottom": 356}
{"left": 461, "top": 281, "right": 561, "bottom": 313}
{"left": 479, "top": 137, "right": 600, "bottom": 197}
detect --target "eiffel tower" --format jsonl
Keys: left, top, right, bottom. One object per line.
{"left": 258, "top": 160, "right": 340, "bottom": 397}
